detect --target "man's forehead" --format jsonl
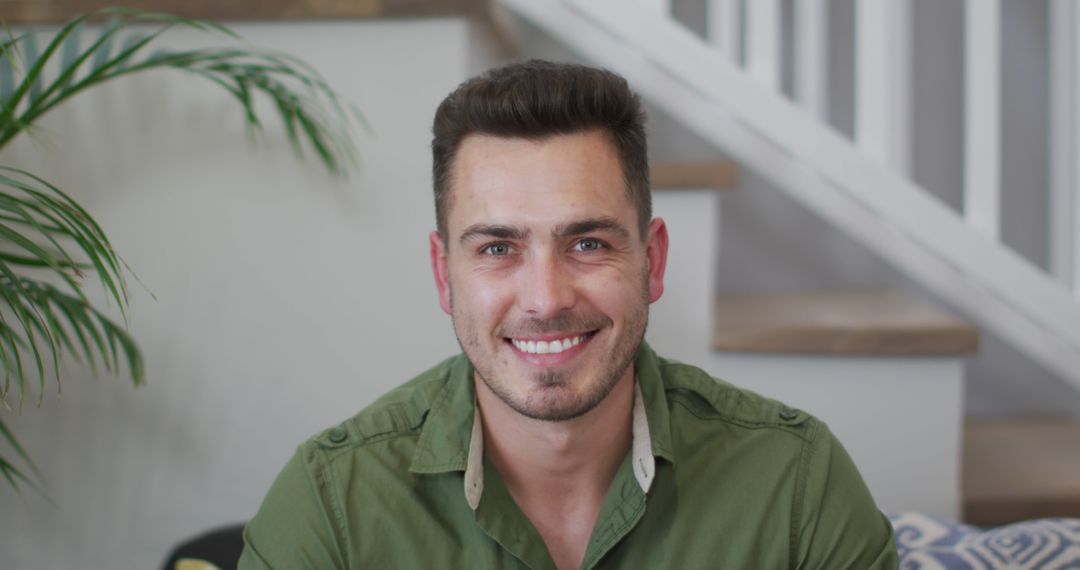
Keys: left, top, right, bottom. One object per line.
{"left": 445, "top": 131, "right": 634, "bottom": 235}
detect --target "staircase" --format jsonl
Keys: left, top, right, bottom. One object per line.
{"left": 497, "top": 0, "right": 1080, "bottom": 521}
{"left": 500, "top": 0, "right": 1080, "bottom": 392}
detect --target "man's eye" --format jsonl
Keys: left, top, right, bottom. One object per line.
{"left": 575, "top": 238, "right": 604, "bottom": 252}
{"left": 482, "top": 243, "right": 512, "bottom": 256}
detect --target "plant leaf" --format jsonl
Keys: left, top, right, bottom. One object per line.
{"left": 0, "top": 6, "right": 360, "bottom": 496}
{"left": 21, "top": 33, "right": 41, "bottom": 104}
{"left": 0, "top": 262, "right": 49, "bottom": 407}
{"left": 58, "top": 25, "right": 82, "bottom": 92}
{"left": 90, "top": 19, "right": 120, "bottom": 73}
{"left": 0, "top": 417, "right": 49, "bottom": 499}
{"left": 0, "top": 167, "right": 128, "bottom": 307}
{"left": 0, "top": 15, "right": 86, "bottom": 144}
{"left": 0, "top": 56, "right": 13, "bottom": 105}
{"left": 0, "top": 409, "right": 40, "bottom": 479}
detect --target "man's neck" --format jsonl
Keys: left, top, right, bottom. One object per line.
{"left": 475, "top": 368, "right": 635, "bottom": 570}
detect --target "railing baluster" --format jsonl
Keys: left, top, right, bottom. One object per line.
{"left": 855, "top": 0, "right": 911, "bottom": 172}
{"left": 746, "top": 0, "right": 780, "bottom": 88}
{"left": 795, "top": 0, "right": 828, "bottom": 120}
{"left": 1051, "top": 0, "right": 1080, "bottom": 295}
{"left": 707, "top": 0, "right": 741, "bottom": 64}
{"left": 964, "top": 0, "right": 1001, "bottom": 240}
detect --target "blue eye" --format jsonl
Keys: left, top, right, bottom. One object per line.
{"left": 483, "top": 243, "right": 511, "bottom": 256}
{"left": 575, "top": 238, "right": 603, "bottom": 252}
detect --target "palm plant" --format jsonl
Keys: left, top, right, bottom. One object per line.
{"left": 0, "top": 8, "right": 360, "bottom": 492}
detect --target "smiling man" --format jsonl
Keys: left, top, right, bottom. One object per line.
{"left": 240, "top": 60, "right": 898, "bottom": 569}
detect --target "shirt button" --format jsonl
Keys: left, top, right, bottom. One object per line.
{"left": 779, "top": 407, "right": 799, "bottom": 421}
{"left": 328, "top": 427, "right": 348, "bottom": 443}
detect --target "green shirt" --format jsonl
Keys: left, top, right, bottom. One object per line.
{"left": 239, "top": 343, "right": 898, "bottom": 569}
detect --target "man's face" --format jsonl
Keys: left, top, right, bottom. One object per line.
{"left": 429, "top": 130, "right": 668, "bottom": 422}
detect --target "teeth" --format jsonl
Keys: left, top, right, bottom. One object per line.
{"left": 511, "top": 335, "right": 584, "bottom": 355}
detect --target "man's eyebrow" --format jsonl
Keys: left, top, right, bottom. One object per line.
{"left": 555, "top": 217, "right": 632, "bottom": 241}
{"left": 459, "top": 224, "right": 530, "bottom": 244}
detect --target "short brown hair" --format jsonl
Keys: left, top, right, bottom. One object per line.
{"left": 431, "top": 60, "right": 650, "bottom": 238}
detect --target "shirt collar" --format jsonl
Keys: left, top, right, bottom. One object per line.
{"left": 409, "top": 342, "right": 675, "bottom": 510}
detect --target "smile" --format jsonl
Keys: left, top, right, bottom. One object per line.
{"left": 509, "top": 334, "right": 589, "bottom": 355}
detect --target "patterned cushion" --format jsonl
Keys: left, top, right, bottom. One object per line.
{"left": 890, "top": 512, "right": 1080, "bottom": 569}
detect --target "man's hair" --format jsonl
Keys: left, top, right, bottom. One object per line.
{"left": 431, "top": 59, "right": 650, "bottom": 239}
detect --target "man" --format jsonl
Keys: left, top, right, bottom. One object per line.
{"left": 240, "top": 60, "right": 898, "bottom": 569}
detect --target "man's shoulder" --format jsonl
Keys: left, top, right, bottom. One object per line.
{"left": 652, "top": 353, "right": 821, "bottom": 441}
{"left": 649, "top": 353, "right": 897, "bottom": 568}
{"left": 301, "top": 354, "right": 464, "bottom": 456}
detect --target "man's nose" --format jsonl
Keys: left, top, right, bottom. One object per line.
{"left": 519, "top": 252, "right": 576, "bottom": 317}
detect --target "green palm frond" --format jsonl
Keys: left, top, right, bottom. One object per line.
{"left": 0, "top": 415, "right": 43, "bottom": 494}
{"left": 0, "top": 8, "right": 362, "bottom": 172}
{"left": 0, "top": 165, "right": 134, "bottom": 406}
{"left": 0, "top": 8, "right": 362, "bottom": 494}
{"left": 0, "top": 268, "right": 142, "bottom": 493}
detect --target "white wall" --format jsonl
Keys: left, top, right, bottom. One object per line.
{"left": 0, "top": 19, "right": 477, "bottom": 569}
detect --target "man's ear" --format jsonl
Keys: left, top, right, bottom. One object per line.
{"left": 429, "top": 230, "right": 453, "bottom": 315}
{"left": 645, "top": 217, "right": 669, "bottom": 304}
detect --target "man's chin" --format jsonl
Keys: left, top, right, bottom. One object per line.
{"left": 528, "top": 370, "right": 568, "bottom": 388}
{"left": 511, "top": 390, "right": 599, "bottom": 423}
{"left": 498, "top": 371, "right": 622, "bottom": 422}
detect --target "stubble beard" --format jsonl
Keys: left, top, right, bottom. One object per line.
{"left": 451, "top": 276, "right": 650, "bottom": 423}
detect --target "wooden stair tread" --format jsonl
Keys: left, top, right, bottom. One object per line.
{"left": 650, "top": 160, "right": 738, "bottom": 190}
{"left": 712, "top": 289, "right": 979, "bottom": 355}
{"left": 963, "top": 417, "right": 1080, "bottom": 525}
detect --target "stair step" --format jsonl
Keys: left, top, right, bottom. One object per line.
{"left": 963, "top": 417, "right": 1080, "bottom": 526}
{"left": 650, "top": 160, "right": 738, "bottom": 190}
{"left": 712, "top": 289, "right": 979, "bottom": 355}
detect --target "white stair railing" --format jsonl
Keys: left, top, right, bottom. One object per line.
{"left": 793, "top": 0, "right": 828, "bottom": 121}
{"left": 707, "top": 0, "right": 741, "bottom": 66}
{"left": 500, "top": 0, "right": 1080, "bottom": 392}
{"left": 1050, "top": 0, "right": 1080, "bottom": 296}
{"left": 744, "top": 0, "right": 781, "bottom": 89}
{"left": 963, "top": 0, "right": 1002, "bottom": 239}
{"left": 854, "top": 0, "right": 911, "bottom": 172}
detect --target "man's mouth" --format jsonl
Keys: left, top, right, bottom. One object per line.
{"left": 506, "top": 331, "right": 598, "bottom": 355}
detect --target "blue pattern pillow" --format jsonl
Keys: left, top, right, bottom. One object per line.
{"left": 889, "top": 513, "right": 1080, "bottom": 569}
